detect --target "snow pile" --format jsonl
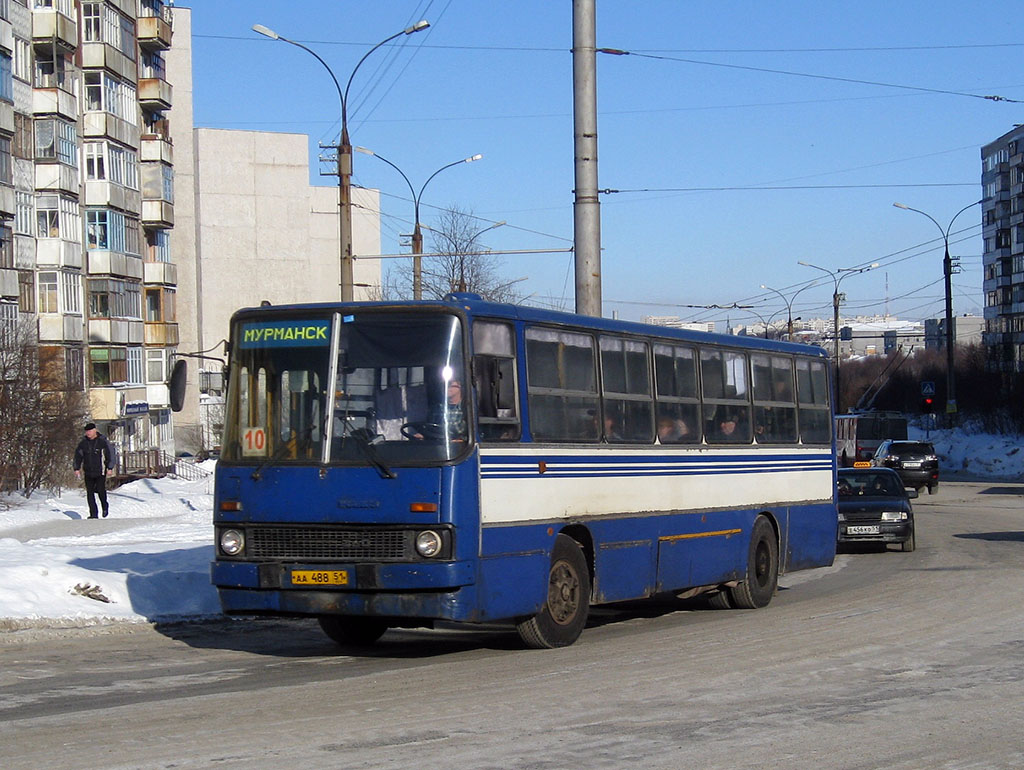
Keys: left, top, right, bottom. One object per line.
{"left": 0, "top": 467, "right": 220, "bottom": 630}
{"left": 910, "top": 425, "right": 1024, "bottom": 480}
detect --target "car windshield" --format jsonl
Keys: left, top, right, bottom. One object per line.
{"left": 838, "top": 472, "right": 904, "bottom": 497}
{"left": 222, "top": 310, "right": 468, "bottom": 466}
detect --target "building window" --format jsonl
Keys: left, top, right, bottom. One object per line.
{"left": 146, "top": 229, "right": 170, "bottom": 263}
{"left": 34, "top": 118, "right": 78, "bottom": 166}
{"left": 15, "top": 191, "right": 32, "bottom": 235}
{"left": 81, "top": 2, "right": 101, "bottom": 42}
{"left": 89, "top": 346, "right": 127, "bottom": 386}
{"left": 0, "top": 301, "right": 15, "bottom": 344}
{"left": 127, "top": 346, "right": 142, "bottom": 385}
{"left": 140, "top": 50, "right": 165, "bottom": 80}
{"left": 145, "top": 286, "right": 175, "bottom": 323}
{"left": 88, "top": 278, "right": 141, "bottom": 319}
{"left": 83, "top": 71, "right": 137, "bottom": 124}
{"left": 35, "top": 271, "right": 80, "bottom": 316}
{"left": 0, "top": 224, "right": 11, "bottom": 268}
{"left": 12, "top": 38, "right": 29, "bottom": 83}
{"left": 146, "top": 348, "right": 166, "bottom": 383}
{"left": 13, "top": 113, "right": 32, "bottom": 159}
{"left": 36, "top": 195, "right": 78, "bottom": 239}
{"left": 61, "top": 270, "right": 80, "bottom": 314}
{"left": 0, "top": 136, "right": 11, "bottom": 185}
{"left": 18, "top": 271, "right": 34, "bottom": 313}
{"left": 85, "top": 209, "right": 141, "bottom": 255}
{"left": 38, "top": 271, "right": 58, "bottom": 313}
{"left": 139, "top": 0, "right": 168, "bottom": 19}
{"left": 0, "top": 52, "right": 12, "bottom": 103}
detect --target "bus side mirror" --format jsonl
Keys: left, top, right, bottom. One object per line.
{"left": 169, "top": 359, "right": 187, "bottom": 412}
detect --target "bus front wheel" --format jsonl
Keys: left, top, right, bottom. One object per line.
{"left": 516, "top": 534, "right": 590, "bottom": 649}
{"left": 728, "top": 516, "right": 779, "bottom": 609}
{"left": 318, "top": 615, "right": 389, "bottom": 646}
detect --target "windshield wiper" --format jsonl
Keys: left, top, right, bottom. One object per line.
{"left": 345, "top": 428, "right": 397, "bottom": 480}
{"left": 251, "top": 426, "right": 314, "bottom": 481}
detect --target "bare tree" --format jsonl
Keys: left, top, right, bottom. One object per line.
{"left": 383, "top": 206, "right": 522, "bottom": 303}
{"left": 0, "top": 318, "right": 87, "bottom": 497}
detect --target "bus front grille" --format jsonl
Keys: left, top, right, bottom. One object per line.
{"left": 249, "top": 527, "right": 410, "bottom": 560}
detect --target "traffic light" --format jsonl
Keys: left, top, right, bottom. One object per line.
{"left": 921, "top": 396, "right": 934, "bottom": 413}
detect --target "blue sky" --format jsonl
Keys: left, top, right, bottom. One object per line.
{"left": 184, "top": 1, "right": 1022, "bottom": 327}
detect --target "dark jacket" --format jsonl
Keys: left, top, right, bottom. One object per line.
{"left": 74, "top": 434, "right": 114, "bottom": 477}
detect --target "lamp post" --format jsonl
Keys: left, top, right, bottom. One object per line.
{"left": 355, "top": 147, "right": 482, "bottom": 299}
{"left": 892, "top": 200, "right": 981, "bottom": 420}
{"left": 798, "top": 261, "right": 879, "bottom": 367}
{"left": 759, "top": 283, "right": 815, "bottom": 341}
{"left": 744, "top": 307, "right": 789, "bottom": 339}
{"left": 253, "top": 20, "right": 430, "bottom": 302}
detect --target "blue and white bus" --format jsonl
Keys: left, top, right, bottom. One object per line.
{"left": 211, "top": 294, "right": 837, "bottom": 648}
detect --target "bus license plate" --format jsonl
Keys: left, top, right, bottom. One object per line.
{"left": 291, "top": 569, "right": 349, "bottom": 586}
{"left": 847, "top": 525, "right": 880, "bottom": 535}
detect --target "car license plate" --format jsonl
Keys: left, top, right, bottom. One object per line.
{"left": 902, "top": 461, "right": 921, "bottom": 468}
{"left": 847, "top": 525, "right": 880, "bottom": 535}
{"left": 291, "top": 569, "right": 349, "bottom": 586}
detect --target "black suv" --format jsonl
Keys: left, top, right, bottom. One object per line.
{"left": 871, "top": 439, "right": 939, "bottom": 494}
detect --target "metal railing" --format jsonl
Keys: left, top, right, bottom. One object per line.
{"left": 117, "top": 449, "right": 211, "bottom": 482}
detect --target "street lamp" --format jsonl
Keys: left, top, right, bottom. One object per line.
{"left": 355, "top": 147, "right": 482, "bottom": 299}
{"left": 744, "top": 307, "right": 789, "bottom": 339}
{"left": 798, "top": 261, "right": 879, "bottom": 368}
{"left": 253, "top": 20, "right": 430, "bottom": 302}
{"left": 892, "top": 200, "right": 982, "bottom": 420}
{"left": 759, "top": 283, "right": 816, "bottom": 341}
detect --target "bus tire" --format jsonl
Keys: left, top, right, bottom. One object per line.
{"left": 707, "top": 590, "right": 733, "bottom": 610}
{"left": 728, "top": 516, "right": 779, "bottom": 610}
{"left": 516, "top": 534, "right": 590, "bottom": 649}
{"left": 318, "top": 615, "right": 389, "bottom": 646}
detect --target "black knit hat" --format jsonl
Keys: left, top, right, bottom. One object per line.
{"left": 84, "top": 422, "right": 96, "bottom": 431}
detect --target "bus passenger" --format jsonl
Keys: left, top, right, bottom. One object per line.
{"left": 657, "top": 416, "right": 690, "bottom": 443}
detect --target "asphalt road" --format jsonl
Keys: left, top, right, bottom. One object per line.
{"left": 2, "top": 477, "right": 1023, "bottom": 770}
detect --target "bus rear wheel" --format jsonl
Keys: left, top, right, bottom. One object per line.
{"left": 318, "top": 615, "right": 389, "bottom": 646}
{"left": 728, "top": 516, "right": 779, "bottom": 609}
{"left": 516, "top": 534, "right": 590, "bottom": 649}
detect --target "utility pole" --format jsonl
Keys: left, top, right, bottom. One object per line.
{"left": 572, "top": 0, "right": 602, "bottom": 317}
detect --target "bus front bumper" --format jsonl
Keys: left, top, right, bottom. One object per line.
{"left": 211, "top": 559, "right": 476, "bottom": 619}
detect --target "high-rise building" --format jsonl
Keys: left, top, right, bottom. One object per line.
{"left": 981, "top": 124, "right": 1024, "bottom": 372}
{"left": 0, "top": 0, "right": 179, "bottom": 460}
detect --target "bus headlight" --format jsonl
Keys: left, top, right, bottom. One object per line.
{"left": 220, "top": 529, "right": 245, "bottom": 556}
{"left": 415, "top": 530, "right": 443, "bottom": 558}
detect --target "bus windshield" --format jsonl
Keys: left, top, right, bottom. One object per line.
{"left": 222, "top": 311, "right": 468, "bottom": 466}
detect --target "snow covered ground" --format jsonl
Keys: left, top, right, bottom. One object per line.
{"left": 0, "top": 428, "right": 1021, "bottom": 633}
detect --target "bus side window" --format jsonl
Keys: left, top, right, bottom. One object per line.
{"left": 473, "top": 320, "right": 521, "bottom": 441}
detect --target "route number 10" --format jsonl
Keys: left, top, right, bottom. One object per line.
{"left": 242, "top": 426, "right": 266, "bottom": 456}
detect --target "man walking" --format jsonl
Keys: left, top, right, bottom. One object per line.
{"left": 74, "top": 422, "right": 114, "bottom": 519}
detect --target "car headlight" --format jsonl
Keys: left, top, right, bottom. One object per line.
{"left": 415, "top": 530, "right": 443, "bottom": 558}
{"left": 880, "top": 511, "right": 907, "bottom": 521}
{"left": 220, "top": 528, "right": 245, "bottom": 556}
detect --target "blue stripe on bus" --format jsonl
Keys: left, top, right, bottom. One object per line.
{"left": 479, "top": 452, "right": 832, "bottom": 478}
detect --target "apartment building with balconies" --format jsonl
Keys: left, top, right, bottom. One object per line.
{"left": 981, "top": 124, "right": 1024, "bottom": 372}
{"left": 0, "top": 0, "right": 178, "bottom": 461}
